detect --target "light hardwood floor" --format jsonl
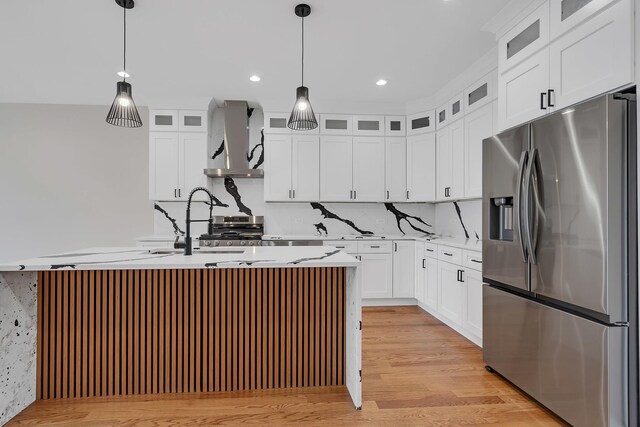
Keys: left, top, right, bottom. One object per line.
{"left": 8, "top": 306, "right": 566, "bottom": 426}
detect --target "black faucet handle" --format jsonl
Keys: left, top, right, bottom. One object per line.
{"left": 174, "top": 236, "right": 186, "bottom": 249}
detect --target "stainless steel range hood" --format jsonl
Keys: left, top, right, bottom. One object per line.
{"left": 204, "top": 100, "right": 264, "bottom": 178}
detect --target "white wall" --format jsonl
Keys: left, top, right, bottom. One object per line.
{"left": 0, "top": 103, "right": 153, "bottom": 263}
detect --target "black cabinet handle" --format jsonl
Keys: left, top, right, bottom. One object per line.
{"left": 387, "top": 190, "right": 390, "bottom": 200}
{"left": 547, "top": 89, "right": 555, "bottom": 107}
{"left": 370, "top": 245, "right": 380, "bottom": 249}
{"left": 426, "top": 249, "right": 434, "bottom": 252}
{"left": 354, "top": 190, "right": 357, "bottom": 199}
{"left": 422, "top": 259, "right": 426, "bottom": 269}
{"left": 394, "top": 243, "right": 398, "bottom": 252}
{"left": 471, "top": 259, "right": 482, "bottom": 264}
{"left": 406, "top": 190, "right": 410, "bottom": 199}
{"left": 540, "top": 92, "right": 547, "bottom": 110}
{"left": 444, "top": 252, "right": 453, "bottom": 256}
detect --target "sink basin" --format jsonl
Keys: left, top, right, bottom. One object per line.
{"left": 149, "top": 248, "right": 246, "bottom": 255}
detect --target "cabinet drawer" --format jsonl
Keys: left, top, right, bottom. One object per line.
{"left": 324, "top": 240, "right": 358, "bottom": 254}
{"left": 438, "top": 246, "right": 462, "bottom": 265}
{"left": 424, "top": 242, "right": 438, "bottom": 258}
{"left": 463, "top": 250, "right": 483, "bottom": 271}
{"left": 357, "top": 241, "right": 392, "bottom": 254}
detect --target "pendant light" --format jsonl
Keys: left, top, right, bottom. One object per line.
{"left": 106, "top": 0, "right": 142, "bottom": 128}
{"left": 288, "top": 4, "right": 318, "bottom": 131}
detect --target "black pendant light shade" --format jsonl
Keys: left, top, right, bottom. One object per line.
{"left": 288, "top": 4, "right": 318, "bottom": 131}
{"left": 106, "top": 81, "right": 142, "bottom": 127}
{"left": 288, "top": 86, "right": 317, "bottom": 131}
{"left": 106, "top": 0, "right": 142, "bottom": 128}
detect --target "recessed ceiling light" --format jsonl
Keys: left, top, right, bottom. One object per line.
{"left": 117, "top": 70, "right": 130, "bottom": 78}
{"left": 249, "top": 75, "right": 261, "bottom": 82}
{"left": 376, "top": 79, "right": 387, "bottom": 86}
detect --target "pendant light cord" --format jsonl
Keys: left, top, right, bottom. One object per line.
{"left": 123, "top": 5, "right": 127, "bottom": 81}
{"left": 301, "top": 15, "right": 304, "bottom": 86}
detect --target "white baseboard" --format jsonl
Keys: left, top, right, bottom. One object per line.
{"left": 416, "top": 302, "right": 483, "bottom": 347}
{"left": 362, "top": 298, "right": 417, "bottom": 307}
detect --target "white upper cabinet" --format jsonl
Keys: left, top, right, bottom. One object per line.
{"left": 549, "top": 0, "right": 616, "bottom": 39}
{"left": 150, "top": 132, "right": 207, "bottom": 201}
{"left": 499, "top": 3, "right": 550, "bottom": 73}
{"left": 548, "top": 0, "right": 633, "bottom": 110}
{"left": 264, "top": 134, "right": 320, "bottom": 202}
{"left": 436, "top": 102, "right": 449, "bottom": 129}
{"left": 264, "top": 134, "right": 293, "bottom": 201}
{"left": 448, "top": 92, "right": 465, "bottom": 124}
{"left": 464, "top": 102, "right": 494, "bottom": 199}
{"left": 436, "top": 119, "right": 464, "bottom": 201}
{"left": 264, "top": 112, "right": 292, "bottom": 134}
{"left": 149, "top": 110, "right": 179, "bottom": 132}
{"left": 352, "top": 137, "right": 385, "bottom": 201}
{"left": 385, "top": 138, "right": 407, "bottom": 202}
{"left": 179, "top": 133, "right": 208, "bottom": 199}
{"left": 464, "top": 70, "right": 497, "bottom": 114}
{"left": 320, "top": 136, "right": 353, "bottom": 201}
{"left": 178, "top": 110, "right": 207, "bottom": 132}
{"left": 291, "top": 135, "right": 320, "bottom": 201}
{"left": 385, "top": 116, "right": 406, "bottom": 136}
{"left": 406, "top": 133, "right": 436, "bottom": 202}
{"left": 406, "top": 110, "right": 436, "bottom": 136}
{"left": 149, "top": 132, "right": 180, "bottom": 200}
{"left": 498, "top": 48, "right": 550, "bottom": 131}
{"left": 320, "top": 114, "right": 353, "bottom": 135}
{"left": 353, "top": 115, "right": 385, "bottom": 136}
{"left": 497, "top": 0, "right": 634, "bottom": 131}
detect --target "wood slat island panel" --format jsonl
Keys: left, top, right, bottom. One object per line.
{"left": 36, "top": 267, "right": 346, "bottom": 399}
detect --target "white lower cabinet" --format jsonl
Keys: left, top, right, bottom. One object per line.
{"left": 392, "top": 241, "right": 415, "bottom": 298}
{"left": 424, "top": 257, "right": 439, "bottom": 311}
{"left": 437, "top": 260, "right": 465, "bottom": 327}
{"left": 360, "top": 254, "right": 393, "bottom": 299}
{"left": 464, "top": 269, "right": 483, "bottom": 338}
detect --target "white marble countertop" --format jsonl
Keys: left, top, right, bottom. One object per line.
{"left": 0, "top": 246, "right": 360, "bottom": 272}
{"left": 262, "top": 234, "right": 483, "bottom": 251}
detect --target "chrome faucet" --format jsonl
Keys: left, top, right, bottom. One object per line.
{"left": 177, "top": 187, "right": 216, "bottom": 256}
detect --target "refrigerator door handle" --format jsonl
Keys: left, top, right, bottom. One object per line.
{"left": 524, "top": 148, "right": 540, "bottom": 265}
{"left": 515, "top": 150, "right": 529, "bottom": 262}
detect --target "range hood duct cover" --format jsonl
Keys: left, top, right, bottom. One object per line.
{"left": 204, "top": 100, "right": 263, "bottom": 178}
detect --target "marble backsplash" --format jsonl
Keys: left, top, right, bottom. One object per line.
{"left": 153, "top": 178, "right": 481, "bottom": 240}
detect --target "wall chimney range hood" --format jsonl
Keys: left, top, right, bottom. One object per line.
{"left": 204, "top": 100, "right": 263, "bottom": 178}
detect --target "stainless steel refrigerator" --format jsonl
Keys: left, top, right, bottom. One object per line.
{"left": 482, "top": 93, "right": 638, "bottom": 427}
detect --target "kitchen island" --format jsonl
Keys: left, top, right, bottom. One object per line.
{"left": 0, "top": 246, "right": 362, "bottom": 425}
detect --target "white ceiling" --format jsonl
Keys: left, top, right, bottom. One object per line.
{"left": 0, "top": 0, "right": 513, "bottom": 112}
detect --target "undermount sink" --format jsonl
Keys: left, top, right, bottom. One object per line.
{"left": 149, "top": 248, "right": 246, "bottom": 255}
